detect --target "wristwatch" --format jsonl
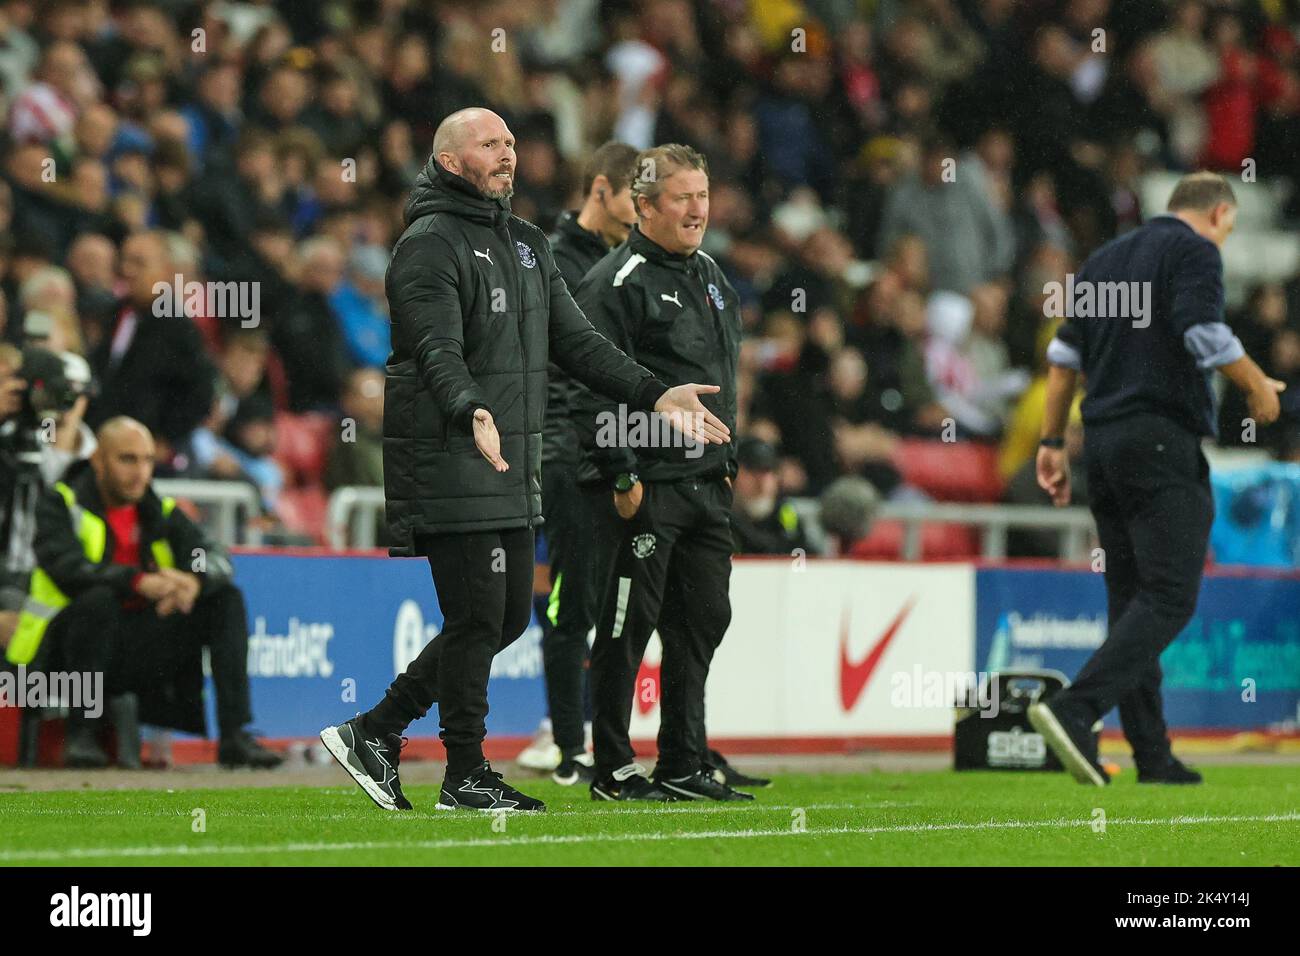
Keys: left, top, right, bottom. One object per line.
{"left": 1039, "top": 437, "right": 1065, "bottom": 449}
{"left": 613, "top": 472, "right": 640, "bottom": 494}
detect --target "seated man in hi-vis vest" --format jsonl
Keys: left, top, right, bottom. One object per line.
{"left": 5, "top": 416, "right": 280, "bottom": 769}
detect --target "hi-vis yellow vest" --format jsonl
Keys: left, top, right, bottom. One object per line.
{"left": 5, "top": 482, "right": 176, "bottom": 665}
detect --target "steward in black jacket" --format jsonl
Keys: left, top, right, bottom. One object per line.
{"left": 573, "top": 224, "right": 741, "bottom": 485}
{"left": 17, "top": 440, "right": 273, "bottom": 769}
{"left": 383, "top": 160, "right": 669, "bottom": 554}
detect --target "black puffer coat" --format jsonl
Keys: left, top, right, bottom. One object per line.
{"left": 383, "top": 159, "right": 667, "bottom": 554}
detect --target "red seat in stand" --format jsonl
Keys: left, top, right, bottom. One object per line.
{"left": 273, "top": 412, "right": 336, "bottom": 486}
{"left": 891, "top": 438, "right": 1003, "bottom": 502}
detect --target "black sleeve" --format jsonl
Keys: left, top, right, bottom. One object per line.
{"left": 547, "top": 252, "right": 668, "bottom": 411}
{"left": 387, "top": 231, "right": 493, "bottom": 430}
{"left": 569, "top": 275, "right": 652, "bottom": 481}
{"left": 33, "top": 488, "right": 136, "bottom": 598}
{"left": 1170, "top": 237, "right": 1226, "bottom": 335}
{"left": 165, "top": 504, "right": 234, "bottom": 595}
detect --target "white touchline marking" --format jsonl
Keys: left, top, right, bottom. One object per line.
{"left": 0, "top": 812, "right": 1295, "bottom": 862}
{"left": 0, "top": 801, "right": 912, "bottom": 821}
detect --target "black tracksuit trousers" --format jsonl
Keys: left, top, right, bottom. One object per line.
{"left": 1061, "top": 412, "right": 1214, "bottom": 769}
{"left": 540, "top": 460, "right": 622, "bottom": 758}
{"left": 366, "top": 528, "right": 534, "bottom": 776}
{"left": 590, "top": 475, "right": 733, "bottom": 779}
{"left": 50, "top": 583, "right": 253, "bottom": 736}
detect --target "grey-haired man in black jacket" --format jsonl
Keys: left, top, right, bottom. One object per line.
{"left": 572, "top": 144, "right": 751, "bottom": 803}
{"left": 320, "top": 109, "right": 729, "bottom": 813}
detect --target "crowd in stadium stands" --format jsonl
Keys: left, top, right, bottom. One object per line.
{"left": 4, "top": 0, "right": 1300, "bottom": 555}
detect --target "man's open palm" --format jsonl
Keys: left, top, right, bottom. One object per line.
{"left": 473, "top": 408, "right": 508, "bottom": 472}
{"left": 655, "top": 384, "right": 732, "bottom": 447}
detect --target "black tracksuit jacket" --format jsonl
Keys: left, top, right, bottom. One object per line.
{"left": 572, "top": 226, "right": 741, "bottom": 485}
{"left": 382, "top": 160, "right": 667, "bottom": 553}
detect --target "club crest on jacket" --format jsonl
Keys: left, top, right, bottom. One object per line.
{"left": 516, "top": 241, "right": 537, "bottom": 269}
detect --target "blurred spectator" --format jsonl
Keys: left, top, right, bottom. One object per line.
{"left": 877, "top": 132, "right": 1013, "bottom": 293}
{"left": 273, "top": 236, "right": 353, "bottom": 412}
{"left": 8, "top": 40, "right": 98, "bottom": 146}
{"left": 1, "top": 0, "right": 1298, "bottom": 548}
{"left": 180, "top": 59, "right": 245, "bottom": 171}
{"left": 325, "top": 367, "right": 384, "bottom": 491}
{"left": 924, "top": 284, "right": 1028, "bottom": 437}
{"left": 189, "top": 328, "right": 282, "bottom": 512}
{"left": 85, "top": 230, "right": 215, "bottom": 463}
{"left": 330, "top": 245, "right": 391, "bottom": 369}
{"left": 730, "top": 436, "right": 808, "bottom": 555}
{"left": 189, "top": 128, "right": 283, "bottom": 275}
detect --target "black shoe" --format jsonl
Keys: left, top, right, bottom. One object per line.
{"left": 552, "top": 753, "right": 596, "bottom": 786}
{"left": 656, "top": 767, "right": 755, "bottom": 801}
{"left": 1028, "top": 700, "right": 1110, "bottom": 787}
{"left": 64, "top": 725, "right": 109, "bottom": 769}
{"left": 705, "top": 748, "right": 771, "bottom": 788}
{"left": 590, "top": 763, "right": 677, "bottom": 802}
{"left": 1137, "top": 756, "right": 1202, "bottom": 785}
{"left": 219, "top": 729, "right": 284, "bottom": 769}
{"left": 320, "top": 717, "right": 412, "bottom": 810}
{"left": 438, "top": 761, "right": 545, "bottom": 812}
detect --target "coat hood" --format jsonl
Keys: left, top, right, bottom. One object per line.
{"left": 404, "top": 155, "right": 512, "bottom": 227}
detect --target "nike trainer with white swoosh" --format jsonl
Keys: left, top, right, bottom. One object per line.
{"left": 437, "top": 761, "right": 546, "bottom": 812}
{"left": 320, "top": 717, "right": 414, "bottom": 810}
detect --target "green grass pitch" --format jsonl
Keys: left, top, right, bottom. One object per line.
{"left": 2, "top": 765, "right": 1298, "bottom": 866}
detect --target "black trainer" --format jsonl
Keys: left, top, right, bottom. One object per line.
{"left": 705, "top": 749, "right": 771, "bottom": 788}
{"left": 320, "top": 717, "right": 413, "bottom": 810}
{"left": 1137, "top": 756, "right": 1202, "bottom": 785}
{"left": 591, "top": 763, "right": 677, "bottom": 802}
{"left": 552, "top": 753, "right": 596, "bottom": 786}
{"left": 219, "top": 729, "right": 283, "bottom": 769}
{"left": 438, "top": 761, "right": 545, "bottom": 812}
{"left": 1028, "top": 699, "right": 1110, "bottom": 786}
{"left": 655, "top": 767, "right": 755, "bottom": 801}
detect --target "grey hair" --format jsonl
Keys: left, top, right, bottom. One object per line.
{"left": 630, "top": 143, "right": 708, "bottom": 215}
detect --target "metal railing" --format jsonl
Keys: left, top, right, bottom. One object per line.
{"left": 327, "top": 485, "right": 385, "bottom": 549}
{"left": 323, "top": 484, "right": 1096, "bottom": 560}
{"left": 874, "top": 501, "right": 1095, "bottom": 561}
{"left": 154, "top": 479, "right": 262, "bottom": 546}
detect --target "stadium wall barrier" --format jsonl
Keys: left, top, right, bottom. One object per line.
{"left": 226, "top": 553, "right": 1299, "bottom": 749}
{"left": 4, "top": 553, "right": 1296, "bottom": 765}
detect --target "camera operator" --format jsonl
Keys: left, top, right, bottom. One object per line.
{"left": 0, "top": 346, "right": 98, "bottom": 627}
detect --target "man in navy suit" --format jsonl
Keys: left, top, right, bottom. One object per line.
{"left": 1029, "top": 172, "right": 1284, "bottom": 786}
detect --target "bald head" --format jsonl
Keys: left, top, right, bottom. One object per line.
{"left": 431, "top": 107, "right": 516, "bottom": 200}
{"left": 98, "top": 416, "right": 153, "bottom": 449}
{"left": 93, "top": 417, "right": 156, "bottom": 506}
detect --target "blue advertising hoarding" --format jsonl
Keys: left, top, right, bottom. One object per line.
{"left": 224, "top": 552, "right": 546, "bottom": 739}
{"left": 211, "top": 554, "right": 1299, "bottom": 741}
{"left": 976, "top": 567, "right": 1300, "bottom": 730}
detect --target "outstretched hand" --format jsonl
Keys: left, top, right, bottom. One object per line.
{"left": 473, "top": 408, "right": 508, "bottom": 472}
{"left": 654, "top": 384, "right": 731, "bottom": 447}
{"left": 1036, "top": 446, "right": 1071, "bottom": 507}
